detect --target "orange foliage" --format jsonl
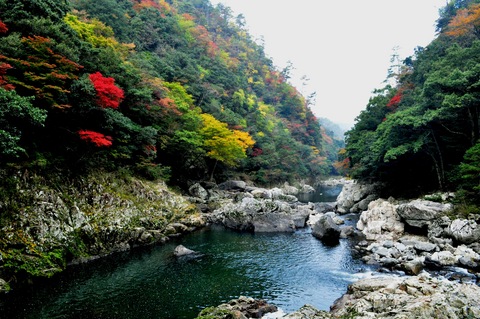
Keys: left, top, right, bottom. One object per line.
{"left": 132, "top": 0, "right": 171, "bottom": 14}
{"left": 0, "top": 36, "right": 82, "bottom": 108}
{"left": 446, "top": 4, "right": 480, "bottom": 37}
{"left": 158, "top": 97, "right": 182, "bottom": 116}
{"left": 333, "top": 158, "right": 350, "bottom": 173}
{"left": 182, "top": 13, "right": 195, "bottom": 21}
{"left": 191, "top": 25, "right": 219, "bottom": 57}
{"left": 387, "top": 92, "right": 402, "bottom": 109}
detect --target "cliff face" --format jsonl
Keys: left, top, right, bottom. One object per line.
{"left": 0, "top": 170, "right": 205, "bottom": 291}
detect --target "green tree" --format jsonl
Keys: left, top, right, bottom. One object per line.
{"left": 458, "top": 141, "right": 480, "bottom": 204}
{"left": 0, "top": 88, "right": 47, "bottom": 159}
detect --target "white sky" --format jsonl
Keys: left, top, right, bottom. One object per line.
{"left": 210, "top": 0, "right": 447, "bottom": 127}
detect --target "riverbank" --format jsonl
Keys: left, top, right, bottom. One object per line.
{"left": 2, "top": 172, "right": 480, "bottom": 318}
{"left": 192, "top": 179, "right": 480, "bottom": 318}
{"left": 0, "top": 169, "right": 206, "bottom": 292}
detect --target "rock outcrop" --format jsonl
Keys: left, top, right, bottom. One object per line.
{"left": 397, "top": 199, "right": 453, "bottom": 229}
{"left": 195, "top": 296, "right": 277, "bottom": 319}
{"left": 200, "top": 181, "right": 321, "bottom": 233}
{"left": 281, "top": 305, "right": 331, "bottom": 319}
{"left": 354, "top": 195, "right": 480, "bottom": 275}
{"left": 0, "top": 170, "right": 205, "bottom": 289}
{"left": 335, "top": 180, "right": 378, "bottom": 214}
{"left": 356, "top": 199, "right": 404, "bottom": 241}
{"left": 331, "top": 273, "right": 480, "bottom": 319}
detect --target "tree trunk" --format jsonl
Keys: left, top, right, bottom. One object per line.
{"left": 209, "top": 159, "right": 218, "bottom": 181}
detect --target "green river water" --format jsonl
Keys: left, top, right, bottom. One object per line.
{"left": 1, "top": 184, "right": 373, "bottom": 319}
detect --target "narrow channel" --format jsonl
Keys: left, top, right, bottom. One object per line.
{"left": 0, "top": 184, "right": 372, "bottom": 319}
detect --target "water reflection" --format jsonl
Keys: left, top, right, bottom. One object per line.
{"left": 0, "top": 184, "right": 374, "bottom": 319}
{"left": 1, "top": 225, "right": 370, "bottom": 319}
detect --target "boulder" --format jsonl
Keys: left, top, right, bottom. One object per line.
{"left": 212, "top": 197, "right": 308, "bottom": 232}
{"left": 335, "top": 181, "right": 377, "bottom": 214}
{"left": 218, "top": 180, "right": 247, "bottom": 191}
{"left": 281, "top": 304, "right": 331, "bottom": 319}
{"left": 311, "top": 215, "right": 341, "bottom": 245}
{"left": 445, "top": 219, "right": 480, "bottom": 244}
{"left": 356, "top": 199, "right": 404, "bottom": 241}
{"left": 397, "top": 199, "right": 453, "bottom": 228}
{"left": 299, "top": 184, "right": 315, "bottom": 193}
{"left": 282, "top": 182, "right": 299, "bottom": 195}
{"left": 195, "top": 296, "right": 277, "bottom": 319}
{"left": 188, "top": 183, "right": 209, "bottom": 200}
{"left": 331, "top": 273, "right": 480, "bottom": 319}
{"left": 430, "top": 250, "right": 456, "bottom": 266}
{"left": 173, "top": 245, "right": 196, "bottom": 257}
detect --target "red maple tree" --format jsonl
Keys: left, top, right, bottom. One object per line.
{"left": 387, "top": 92, "right": 402, "bottom": 109}
{"left": 0, "top": 20, "right": 8, "bottom": 34}
{"left": 89, "top": 72, "right": 124, "bottom": 109}
{"left": 78, "top": 129, "right": 113, "bottom": 147}
{"left": 0, "top": 63, "right": 14, "bottom": 90}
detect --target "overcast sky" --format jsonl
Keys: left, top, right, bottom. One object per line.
{"left": 210, "top": 0, "right": 447, "bottom": 127}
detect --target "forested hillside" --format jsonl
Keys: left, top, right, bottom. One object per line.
{"left": 0, "top": 0, "right": 334, "bottom": 188}
{"left": 344, "top": 0, "right": 480, "bottom": 209}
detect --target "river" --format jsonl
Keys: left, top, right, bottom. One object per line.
{"left": 0, "top": 183, "right": 373, "bottom": 319}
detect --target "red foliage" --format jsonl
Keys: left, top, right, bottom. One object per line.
{"left": 78, "top": 130, "right": 113, "bottom": 147}
{"left": 251, "top": 147, "right": 263, "bottom": 157}
{"left": 144, "top": 144, "right": 157, "bottom": 156}
{"left": 89, "top": 72, "right": 124, "bottom": 109}
{"left": 387, "top": 92, "right": 402, "bottom": 109}
{"left": 0, "top": 20, "right": 8, "bottom": 34}
{"left": 0, "top": 63, "right": 15, "bottom": 90}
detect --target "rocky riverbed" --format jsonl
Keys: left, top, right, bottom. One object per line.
{"left": 191, "top": 179, "right": 480, "bottom": 319}
{"left": 2, "top": 173, "right": 479, "bottom": 318}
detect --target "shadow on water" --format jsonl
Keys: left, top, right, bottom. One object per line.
{"left": 0, "top": 184, "right": 375, "bottom": 319}
{"left": 297, "top": 184, "right": 344, "bottom": 203}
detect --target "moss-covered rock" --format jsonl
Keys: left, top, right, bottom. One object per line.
{"left": 0, "top": 169, "right": 205, "bottom": 290}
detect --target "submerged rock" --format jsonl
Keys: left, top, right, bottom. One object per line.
{"left": 173, "top": 245, "right": 197, "bottom": 257}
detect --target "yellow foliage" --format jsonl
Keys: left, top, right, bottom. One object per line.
{"left": 233, "top": 130, "right": 255, "bottom": 152}
{"left": 199, "top": 114, "right": 255, "bottom": 166}
{"left": 64, "top": 13, "right": 134, "bottom": 58}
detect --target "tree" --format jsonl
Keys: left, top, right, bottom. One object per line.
{"left": 0, "top": 35, "right": 82, "bottom": 109}
{"left": 446, "top": 3, "right": 480, "bottom": 37}
{"left": 77, "top": 129, "right": 112, "bottom": 147}
{"left": 0, "top": 88, "right": 47, "bottom": 159}
{"left": 89, "top": 72, "right": 124, "bottom": 109}
{"left": 199, "top": 113, "right": 254, "bottom": 179}
{"left": 458, "top": 141, "right": 480, "bottom": 204}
